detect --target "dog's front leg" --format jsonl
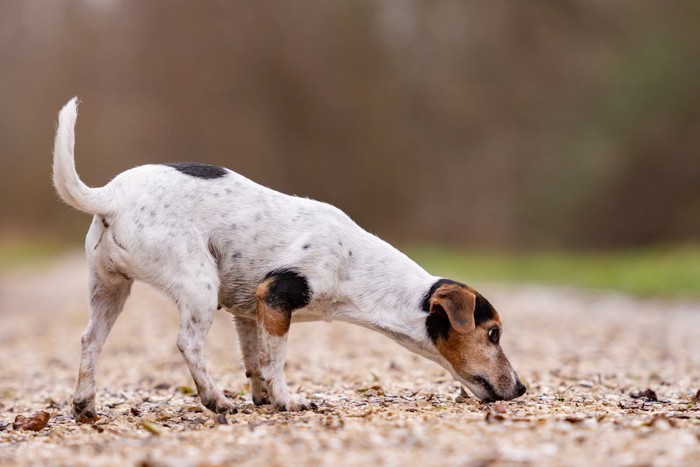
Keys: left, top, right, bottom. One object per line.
{"left": 255, "top": 290, "right": 311, "bottom": 412}
{"left": 234, "top": 316, "right": 270, "bottom": 405}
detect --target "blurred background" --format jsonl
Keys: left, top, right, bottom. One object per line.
{"left": 0, "top": 0, "right": 698, "bottom": 295}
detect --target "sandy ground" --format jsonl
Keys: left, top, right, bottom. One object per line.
{"left": 0, "top": 252, "right": 699, "bottom": 466}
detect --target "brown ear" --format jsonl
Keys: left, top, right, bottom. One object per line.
{"left": 429, "top": 284, "right": 476, "bottom": 334}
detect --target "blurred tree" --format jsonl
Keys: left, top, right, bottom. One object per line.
{"left": 0, "top": 0, "right": 698, "bottom": 249}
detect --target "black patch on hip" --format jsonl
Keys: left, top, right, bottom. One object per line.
{"left": 421, "top": 278, "right": 496, "bottom": 344}
{"left": 164, "top": 162, "right": 228, "bottom": 179}
{"left": 263, "top": 269, "right": 312, "bottom": 313}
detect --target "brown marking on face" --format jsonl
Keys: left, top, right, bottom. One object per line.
{"left": 435, "top": 305, "right": 521, "bottom": 400}
{"left": 429, "top": 283, "right": 477, "bottom": 334}
{"left": 255, "top": 279, "right": 291, "bottom": 336}
{"left": 436, "top": 313, "right": 502, "bottom": 373}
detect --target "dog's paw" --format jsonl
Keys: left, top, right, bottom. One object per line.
{"left": 202, "top": 398, "right": 239, "bottom": 415}
{"left": 252, "top": 393, "right": 271, "bottom": 406}
{"left": 72, "top": 398, "right": 99, "bottom": 423}
{"left": 250, "top": 378, "right": 270, "bottom": 406}
{"left": 274, "top": 394, "right": 312, "bottom": 412}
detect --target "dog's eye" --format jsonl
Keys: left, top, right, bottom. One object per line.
{"left": 488, "top": 328, "right": 500, "bottom": 344}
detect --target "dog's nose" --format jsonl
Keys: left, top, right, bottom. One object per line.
{"left": 516, "top": 379, "right": 527, "bottom": 397}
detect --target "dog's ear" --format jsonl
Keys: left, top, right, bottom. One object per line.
{"left": 429, "top": 284, "right": 476, "bottom": 334}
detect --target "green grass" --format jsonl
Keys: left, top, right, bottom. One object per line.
{"left": 1, "top": 238, "right": 698, "bottom": 298}
{"left": 0, "top": 238, "right": 63, "bottom": 272}
{"left": 407, "top": 245, "right": 700, "bottom": 299}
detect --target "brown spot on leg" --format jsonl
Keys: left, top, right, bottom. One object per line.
{"left": 256, "top": 280, "right": 291, "bottom": 336}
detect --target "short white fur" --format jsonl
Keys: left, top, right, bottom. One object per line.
{"left": 54, "top": 98, "right": 482, "bottom": 418}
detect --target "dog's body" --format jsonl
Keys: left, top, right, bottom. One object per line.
{"left": 53, "top": 98, "right": 525, "bottom": 422}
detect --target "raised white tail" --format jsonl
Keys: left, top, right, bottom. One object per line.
{"left": 52, "top": 97, "right": 105, "bottom": 214}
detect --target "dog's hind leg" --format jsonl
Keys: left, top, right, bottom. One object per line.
{"left": 172, "top": 269, "right": 238, "bottom": 414}
{"left": 234, "top": 316, "right": 270, "bottom": 405}
{"left": 73, "top": 267, "right": 132, "bottom": 423}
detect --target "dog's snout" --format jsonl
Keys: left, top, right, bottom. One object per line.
{"left": 516, "top": 379, "right": 526, "bottom": 397}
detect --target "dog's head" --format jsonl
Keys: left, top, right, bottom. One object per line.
{"left": 423, "top": 280, "right": 526, "bottom": 401}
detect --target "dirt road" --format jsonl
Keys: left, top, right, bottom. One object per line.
{"left": 1, "top": 253, "right": 699, "bottom": 466}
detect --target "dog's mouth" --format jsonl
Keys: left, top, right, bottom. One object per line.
{"left": 468, "top": 375, "right": 501, "bottom": 402}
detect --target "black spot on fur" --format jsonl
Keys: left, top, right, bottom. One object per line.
{"left": 421, "top": 278, "right": 496, "bottom": 344}
{"left": 263, "top": 269, "right": 311, "bottom": 313}
{"left": 164, "top": 162, "right": 228, "bottom": 179}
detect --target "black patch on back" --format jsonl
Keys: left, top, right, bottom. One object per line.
{"left": 263, "top": 269, "right": 312, "bottom": 313}
{"left": 421, "top": 278, "right": 496, "bottom": 344}
{"left": 164, "top": 162, "right": 228, "bottom": 179}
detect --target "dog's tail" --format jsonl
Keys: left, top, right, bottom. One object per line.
{"left": 52, "top": 97, "right": 106, "bottom": 215}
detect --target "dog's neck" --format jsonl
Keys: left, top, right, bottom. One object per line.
{"left": 333, "top": 235, "right": 439, "bottom": 355}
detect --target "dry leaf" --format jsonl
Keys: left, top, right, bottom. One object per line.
{"left": 485, "top": 411, "right": 505, "bottom": 423}
{"left": 13, "top": 411, "right": 51, "bottom": 431}
{"left": 629, "top": 389, "right": 658, "bottom": 401}
{"left": 90, "top": 424, "right": 104, "bottom": 433}
{"left": 130, "top": 407, "right": 141, "bottom": 417}
{"left": 223, "top": 389, "right": 241, "bottom": 400}
{"left": 645, "top": 414, "right": 676, "bottom": 428}
{"left": 141, "top": 420, "right": 163, "bottom": 435}
{"left": 179, "top": 386, "right": 194, "bottom": 395}
{"left": 215, "top": 414, "right": 228, "bottom": 425}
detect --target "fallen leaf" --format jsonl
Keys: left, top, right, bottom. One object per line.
{"left": 90, "top": 424, "right": 104, "bottom": 433}
{"left": 645, "top": 414, "right": 676, "bottom": 428}
{"left": 13, "top": 411, "right": 51, "bottom": 431}
{"left": 223, "top": 389, "right": 243, "bottom": 400}
{"left": 141, "top": 420, "right": 163, "bottom": 435}
{"left": 565, "top": 416, "right": 586, "bottom": 424}
{"left": 215, "top": 414, "right": 228, "bottom": 425}
{"left": 130, "top": 407, "right": 141, "bottom": 417}
{"left": 485, "top": 411, "right": 505, "bottom": 423}
{"left": 630, "top": 389, "right": 658, "bottom": 401}
{"left": 179, "top": 386, "right": 194, "bottom": 395}
{"left": 493, "top": 402, "right": 507, "bottom": 414}
{"left": 356, "top": 385, "right": 382, "bottom": 393}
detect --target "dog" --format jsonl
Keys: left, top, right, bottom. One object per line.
{"left": 52, "top": 98, "right": 526, "bottom": 422}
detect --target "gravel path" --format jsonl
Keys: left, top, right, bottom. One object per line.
{"left": 1, "top": 253, "right": 699, "bottom": 466}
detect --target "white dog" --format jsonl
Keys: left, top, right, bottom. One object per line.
{"left": 52, "top": 98, "right": 525, "bottom": 422}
